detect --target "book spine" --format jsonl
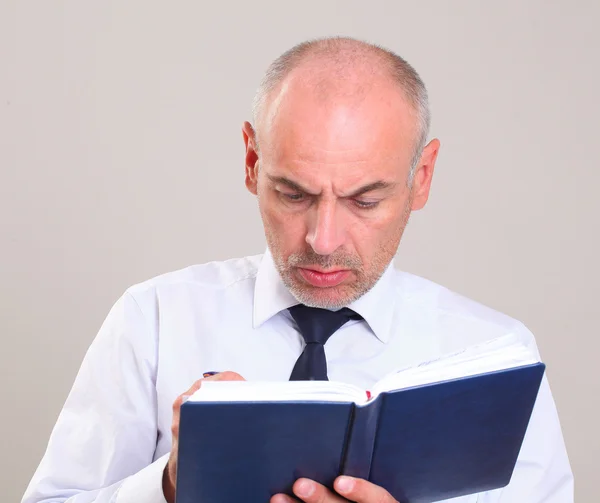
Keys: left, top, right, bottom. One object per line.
{"left": 340, "top": 396, "right": 383, "bottom": 480}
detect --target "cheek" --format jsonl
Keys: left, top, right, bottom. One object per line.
{"left": 260, "top": 196, "right": 307, "bottom": 247}
{"left": 347, "top": 210, "right": 404, "bottom": 258}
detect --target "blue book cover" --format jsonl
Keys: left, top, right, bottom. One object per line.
{"left": 175, "top": 362, "right": 545, "bottom": 503}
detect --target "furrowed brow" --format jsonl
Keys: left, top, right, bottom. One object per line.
{"left": 267, "top": 175, "right": 317, "bottom": 195}
{"left": 345, "top": 181, "right": 396, "bottom": 198}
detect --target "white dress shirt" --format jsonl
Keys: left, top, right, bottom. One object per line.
{"left": 22, "top": 250, "right": 573, "bottom": 503}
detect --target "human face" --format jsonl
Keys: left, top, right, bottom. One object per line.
{"left": 244, "top": 75, "right": 439, "bottom": 309}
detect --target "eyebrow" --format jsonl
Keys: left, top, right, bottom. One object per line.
{"left": 345, "top": 181, "right": 396, "bottom": 198}
{"left": 267, "top": 175, "right": 316, "bottom": 195}
{"left": 267, "top": 175, "right": 395, "bottom": 198}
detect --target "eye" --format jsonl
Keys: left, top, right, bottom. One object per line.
{"left": 353, "top": 199, "right": 379, "bottom": 209}
{"left": 282, "top": 192, "right": 306, "bottom": 202}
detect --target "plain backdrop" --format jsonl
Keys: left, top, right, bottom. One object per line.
{"left": 1, "top": 1, "right": 598, "bottom": 501}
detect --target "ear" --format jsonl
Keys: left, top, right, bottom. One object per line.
{"left": 242, "top": 121, "right": 259, "bottom": 195}
{"left": 410, "top": 138, "right": 440, "bottom": 211}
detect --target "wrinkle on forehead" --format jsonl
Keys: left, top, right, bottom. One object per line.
{"left": 268, "top": 101, "right": 415, "bottom": 169}
{"left": 258, "top": 60, "right": 418, "bottom": 166}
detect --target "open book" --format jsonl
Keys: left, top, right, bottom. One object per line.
{"left": 176, "top": 335, "right": 545, "bottom": 503}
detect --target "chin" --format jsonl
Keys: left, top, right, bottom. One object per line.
{"left": 288, "top": 282, "right": 358, "bottom": 310}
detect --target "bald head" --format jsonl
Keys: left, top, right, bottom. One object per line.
{"left": 252, "top": 37, "right": 430, "bottom": 177}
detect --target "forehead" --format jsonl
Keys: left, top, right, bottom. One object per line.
{"left": 259, "top": 71, "right": 418, "bottom": 171}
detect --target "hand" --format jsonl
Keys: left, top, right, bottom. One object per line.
{"left": 162, "top": 371, "right": 245, "bottom": 503}
{"left": 271, "top": 476, "right": 399, "bottom": 503}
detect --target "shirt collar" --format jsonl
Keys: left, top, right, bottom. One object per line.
{"left": 253, "top": 248, "right": 396, "bottom": 343}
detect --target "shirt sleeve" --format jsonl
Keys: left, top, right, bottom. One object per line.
{"left": 479, "top": 325, "right": 574, "bottom": 502}
{"left": 21, "top": 292, "right": 167, "bottom": 503}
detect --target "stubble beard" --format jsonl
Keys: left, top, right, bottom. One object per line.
{"left": 264, "top": 198, "right": 413, "bottom": 309}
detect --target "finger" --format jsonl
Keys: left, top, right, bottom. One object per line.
{"left": 334, "top": 476, "right": 398, "bottom": 503}
{"left": 171, "top": 372, "right": 246, "bottom": 437}
{"left": 203, "top": 371, "right": 246, "bottom": 381}
{"left": 271, "top": 493, "right": 300, "bottom": 503}
{"left": 177, "top": 379, "right": 205, "bottom": 407}
{"left": 292, "top": 478, "right": 348, "bottom": 503}
{"left": 173, "top": 378, "right": 204, "bottom": 410}
{"left": 171, "top": 379, "right": 204, "bottom": 438}
{"left": 175, "top": 371, "right": 245, "bottom": 417}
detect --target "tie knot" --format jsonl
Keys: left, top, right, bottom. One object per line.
{"left": 288, "top": 305, "right": 362, "bottom": 345}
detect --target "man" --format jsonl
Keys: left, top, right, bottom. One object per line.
{"left": 22, "top": 37, "right": 573, "bottom": 503}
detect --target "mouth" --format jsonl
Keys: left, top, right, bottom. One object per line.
{"left": 297, "top": 267, "right": 352, "bottom": 288}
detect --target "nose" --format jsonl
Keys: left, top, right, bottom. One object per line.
{"left": 305, "top": 198, "right": 345, "bottom": 256}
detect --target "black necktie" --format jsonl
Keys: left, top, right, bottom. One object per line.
{"left": 288, "top": 305, "right": 362, "bottom": 381}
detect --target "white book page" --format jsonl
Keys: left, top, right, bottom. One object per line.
{"left": 371, "top": 334, "right": 539, "bottom": 398}
{"left": 188, "top": 380, "right": 366, "bottom": 403}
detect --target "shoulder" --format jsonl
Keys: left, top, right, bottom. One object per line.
{"left": 393, "top": 269, "right": 538, "bottom": 353}
{"left": 125, "top": 253, "right": 263, "bottom": 306}
{"left": 92, "top": 255, "right": 263, "bottom": 356}
{"left": 396, "top": 270, "right": 517, "bottom": 327}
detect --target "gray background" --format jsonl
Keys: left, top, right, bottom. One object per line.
{"left": 1, "top": 1, "right": 598, "bottom": 501}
